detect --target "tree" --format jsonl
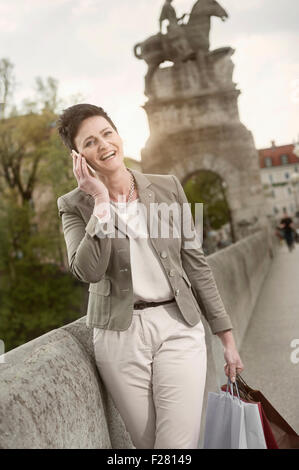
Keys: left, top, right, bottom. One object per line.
{"left": 0, "top": 58, "right": 16, "bottom": 120}
{"left": 183, "top": 170, "right": 234, "bottom": 247}
{"left": 0, "top": 60, "right": 88, "bottom": 352}
{"left": 0, "top": 111, "right": 55, "bottom": 203}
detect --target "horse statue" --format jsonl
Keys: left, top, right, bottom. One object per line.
{"left": 134, "top": 0, "right": 229, "bottom": 95}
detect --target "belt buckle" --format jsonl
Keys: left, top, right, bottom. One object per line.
{"left": 135, "top": 301, "right": 148, "bottom": 310}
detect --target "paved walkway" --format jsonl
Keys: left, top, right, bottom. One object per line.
{"left": 240, "top": 240, "right": 299, "bottom": 433}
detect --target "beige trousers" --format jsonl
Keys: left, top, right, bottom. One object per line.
{"left": 93, "top": 300, "right": 207, "bottom": 449}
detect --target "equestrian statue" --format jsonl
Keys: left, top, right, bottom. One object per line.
{"left": 134, "top": 0, "right": 230, "bottom": 96}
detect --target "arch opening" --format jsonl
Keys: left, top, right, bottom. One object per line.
{"left": 182, "top": 169, "right": 235, "bottom": 254}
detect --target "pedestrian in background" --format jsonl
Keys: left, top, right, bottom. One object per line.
{"left": 278, "top": 208, "right": 296, "bottom": 252}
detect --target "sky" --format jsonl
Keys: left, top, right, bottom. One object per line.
{"left": 0, "top": 0, "right": 298, "bottom": 161}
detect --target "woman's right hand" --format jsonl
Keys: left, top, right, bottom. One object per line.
{"left": 72, "top": 150, "right": 109, "bottom": 201}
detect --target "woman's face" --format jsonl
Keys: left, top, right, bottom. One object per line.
{"left": 74, "top": 115, "right": 124, "bottom": 174}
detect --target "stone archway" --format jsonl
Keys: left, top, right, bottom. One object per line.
{"left": 182, "top": 169, "right": 234, "bottom": 253}
{"left": 165, "top": 152, "right": 259, "bottom": 242}
{"left": 142, "top": 142, "right": 268, "bottom": 241}
{"left": 141, "top": 129, "right": 269, "bottom": 242}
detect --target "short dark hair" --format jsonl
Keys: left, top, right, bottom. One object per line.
{"left": 56, "top": 103, "right": 118, "bottom": 152}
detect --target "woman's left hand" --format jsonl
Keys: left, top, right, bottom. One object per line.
{"left": 223, "top": 346, "right": 244, "bottom": 383}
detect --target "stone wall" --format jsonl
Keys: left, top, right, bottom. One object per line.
{"left": 0, "top": 227, "right": 279, "bottom": 449}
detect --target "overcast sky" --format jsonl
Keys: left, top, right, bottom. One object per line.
{"left": 1, "top": 0, "right": 298, "bottom": 160}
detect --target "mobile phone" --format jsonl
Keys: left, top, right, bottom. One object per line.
{"left": 72, "top": 149, "right": 96, "bottom": 174}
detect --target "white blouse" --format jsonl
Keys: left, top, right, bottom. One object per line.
{"left": 95, "top": 199, "right": 173, "bottom": 303}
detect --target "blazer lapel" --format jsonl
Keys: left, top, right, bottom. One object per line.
{"left": 80, "top": 168, "right": 159, "bottom": 240}
{"left": 131, "top": 169, "right": 157, "bottom": 244}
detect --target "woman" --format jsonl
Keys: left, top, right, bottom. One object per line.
{"left": 56, "top": 103, "right": 244, "bottom": 449}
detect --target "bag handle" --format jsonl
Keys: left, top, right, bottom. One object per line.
{"left": 226, "top": 378, "right": 241, "bottom": 403}
{"left": 236, "top": 373, "right": 250, "bottom": 390}
{"left": 236, "top": 373, "right": 256, "bottom": 401}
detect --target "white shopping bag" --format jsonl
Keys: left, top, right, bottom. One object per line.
{"left": 242, "top": 400, "right": 268, "bottom": 449}
{"left": 203, "top": 380, "right": 267, "bottom": 449}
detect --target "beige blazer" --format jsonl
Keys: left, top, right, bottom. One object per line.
{"left": 57, "top": 168, "right": 233, "bottom": 334}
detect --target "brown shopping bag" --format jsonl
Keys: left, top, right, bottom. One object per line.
{"left": 222, "top": 374, "right": 299, "bottom": 449}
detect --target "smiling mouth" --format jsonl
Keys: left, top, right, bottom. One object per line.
{"left": 101, "top": 151, "right": 116, "bottom": 161}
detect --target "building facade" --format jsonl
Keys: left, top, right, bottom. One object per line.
{"left": 259, "top": 140, "right": 299, "bottom": 220}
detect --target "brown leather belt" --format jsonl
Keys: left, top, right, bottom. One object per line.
{"left": 133, "top": 298, "right": 175, "bottom": 310}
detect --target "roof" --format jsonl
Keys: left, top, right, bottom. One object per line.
{"left": 259, "top": 143, "right": 299, "bottom": 168}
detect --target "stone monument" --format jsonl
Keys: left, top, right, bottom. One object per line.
{"left": 133, "top": 0, "right": 269, "bottom": 241}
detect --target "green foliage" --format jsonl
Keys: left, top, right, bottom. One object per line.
{"left": 38, "top": 128, "right": 75, "bottom": 199}
{"left": 183, "top": 170, "right": 230, "bottom": 231}
{"left": 0, "top": 263, "right": 85, "bottom": 352}
{"left": 0, "top": 194, "right": 85, "bottom": 352}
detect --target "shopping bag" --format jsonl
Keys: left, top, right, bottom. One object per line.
{"left": 220, "top": 379, "right": 278, "bottom": 449}
{"left": 203, "top": 385, "right": 244, "bottom": 448}
{"left": 241, "top": 400, "right": 268, "bottom": 449}
{"left": 258, "top": 403, "right": 280, "bottom": 449}
{"left": 204, "top": 379, "right": 267, "bottom": 449}
{"left": 229, "top": 375, "right": 299, "bottom": 449}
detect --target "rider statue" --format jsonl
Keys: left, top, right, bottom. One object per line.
{"left": 159, "top": 0, "right": 194, "bottom": 62}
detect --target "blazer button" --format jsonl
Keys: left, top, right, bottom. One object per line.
{"left": 169, "top": 269, "right": 175, "bottom": 277}
{"left": 175, "top": 289, "right": 180, "bottom": 296}
{"left": 160, "top": 251, "right": 167, "bottom": 259}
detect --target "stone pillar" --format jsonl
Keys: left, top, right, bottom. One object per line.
{"left": 140, "top": 49, "right": 269, "bottom": 241}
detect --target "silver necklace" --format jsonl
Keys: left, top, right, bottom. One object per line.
{"left": 110, "top": 168, "right": 136, "bottom": 204}
{"left": 126, "top": 168, "right": 136, "bottom": 203}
